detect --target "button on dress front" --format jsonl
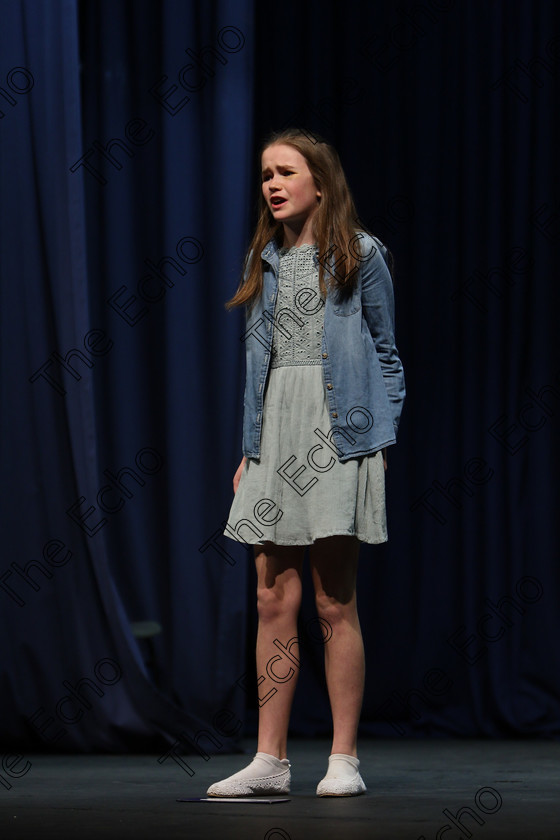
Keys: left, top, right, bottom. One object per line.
{"left": 225, "top": 243, "right": 387, "bottom": 547}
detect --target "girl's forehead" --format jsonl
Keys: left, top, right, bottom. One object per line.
{"left": 261, "top": 143, "right": 307, "bottom": 168}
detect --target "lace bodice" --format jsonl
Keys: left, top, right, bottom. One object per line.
{"left": 270, "top": 244, "right": 325, "bottom": 368}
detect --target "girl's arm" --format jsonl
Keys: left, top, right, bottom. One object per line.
{"left": 233, "top": 456, "right": 247, "bottom": 493}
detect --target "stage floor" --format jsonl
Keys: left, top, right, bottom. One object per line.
{"left": 1, "top": 738, "right": 560, "bottom": 839}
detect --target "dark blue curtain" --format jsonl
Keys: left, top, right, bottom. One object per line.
{"left": 1, "top": 0, "right": 253, "bottom": 752}
{"left": 1, "top": 0, "right": 558, "bottom": 754}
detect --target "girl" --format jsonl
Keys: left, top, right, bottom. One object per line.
{"left": 207, "top": 129, "right": 405, "bottom": 797}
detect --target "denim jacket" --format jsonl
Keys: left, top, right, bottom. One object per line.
{"left": 241, "top": 233, "right": 405, "bottom": 463}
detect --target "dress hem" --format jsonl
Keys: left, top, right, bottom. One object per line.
{"left": 223, "top": 529, "right": 388, "bottom": 547}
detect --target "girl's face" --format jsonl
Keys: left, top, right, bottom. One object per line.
{"left": 261, "top": 143, "right": 321, "bottom": 230}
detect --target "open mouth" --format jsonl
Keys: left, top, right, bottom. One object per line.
{"left": 270, "top": 197, "right": 287, "bottom": 207}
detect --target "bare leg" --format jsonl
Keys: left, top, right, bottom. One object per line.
{"left": 205, "top": 541, "right": 303, "bottom": 796}
{"left": 309, "top": 535, "right": 363, "bottom": 757}
{"left": 254, "top": 541, "right": 304, "bottom": 759}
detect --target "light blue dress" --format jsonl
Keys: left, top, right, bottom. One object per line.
{"left": 225, "top": 243, "right": 387, "bottom": 546}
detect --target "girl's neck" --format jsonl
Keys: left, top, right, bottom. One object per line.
{"left": 280, "top": 219, "right": 316, "bottom": 249}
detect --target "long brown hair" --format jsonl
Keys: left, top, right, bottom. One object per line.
{"left": 226, "top": 128, "right": 370, "bottom": 310}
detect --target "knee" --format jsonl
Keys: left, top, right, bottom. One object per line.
{"left": 314, "top": 591, "right": 357, "bottom": 627}
{"left": 257, "top": 584, "right": 300, "bottom": 624}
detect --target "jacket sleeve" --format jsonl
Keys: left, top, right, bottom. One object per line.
{"left": 359, "top": 234, "right": 406, "bottom": 437}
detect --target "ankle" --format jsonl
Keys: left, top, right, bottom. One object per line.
{"left": 257, "top": 743, "right": 287, "bottom": 760}
{"left": 331, "top": 746, "right": 358, "bottom": 758}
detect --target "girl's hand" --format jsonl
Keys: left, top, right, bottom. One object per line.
{"left": 382, "top": 448, "right": 387, "bottom": 471}
{"left": 233, "top": 456, "right": 247, "bottom": 494}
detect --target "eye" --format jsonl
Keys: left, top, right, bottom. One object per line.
{"left": 261, "top": 169, "right": 294, "bottom": 182}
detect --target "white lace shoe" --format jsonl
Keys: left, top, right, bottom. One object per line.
{"left": 206, "top": 752, "right": 291, "bottom": 797}
{"left": 316, "top": 753, "right": 367, "bottom": 797}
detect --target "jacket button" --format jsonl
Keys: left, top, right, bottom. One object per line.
{"left": 322, "top": 352, "right": 328, "bottom": 358}
{"left": 332, "top": 412, "right": 338, "bottom": 418}
{"left": 327, "top": 384, "right": 333, "bottom": 390}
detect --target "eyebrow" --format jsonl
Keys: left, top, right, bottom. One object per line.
{"left": 261, "top": 163, "right": 297, "bottom": 173}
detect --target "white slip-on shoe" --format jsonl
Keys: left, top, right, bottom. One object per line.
{"left": 316, "top": 753, "right": 367, "bottom": 797}
{"left": 206, "top": 752, "right": 291, "bottom": 797}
